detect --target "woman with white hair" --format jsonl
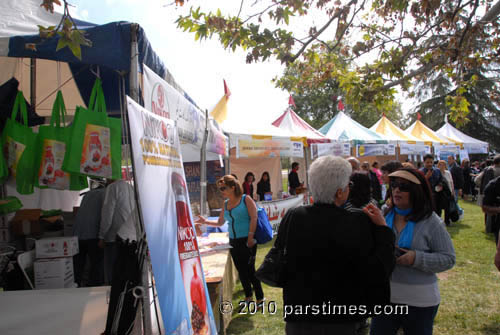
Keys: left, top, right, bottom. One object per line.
{"left": 277, "top": 156, "right": 396, "bottom": 335}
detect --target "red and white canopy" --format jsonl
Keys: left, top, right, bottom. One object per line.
{"left": 272, "top": 109, "right": 330, "bottom": 144}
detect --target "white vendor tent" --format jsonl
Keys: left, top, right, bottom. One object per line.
{"left": 436, "top": 121, "right": 489, "bottom": 154}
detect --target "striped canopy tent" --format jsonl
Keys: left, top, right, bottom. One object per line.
{"left": 271, "top": 108, "right": 330, "bottom": 145}
{"left": 370, "top": 115, "right": 423, "bottom": 144}
{"left": 319, "top": 111, "right": 387, "bottom": 144}
{"left": 405, "top": 119, "right": 461, "bottom": 146}
{"left": 436, "top": 121, "right": 489, "bottom": 154}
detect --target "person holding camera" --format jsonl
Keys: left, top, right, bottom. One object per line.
{"left": 370, "top": 168, "right": 456, "bottom": 335}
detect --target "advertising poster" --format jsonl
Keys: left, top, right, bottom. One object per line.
{"left": 435, "top": 145, "right": 460, "bottom": 161}
{"left": 356, "top": 144, "right": 396, "bottom": 157}
{"left": 399, "top": 144, "right": 431, "bottom": 156}
{"left": 236, "top": 138, "right": 304, "bottom": 158}
{"left": 143, "top": 65, "right": 228, "bottom": 156}
{"left": 39, "top": 139, "right": 70, "bottom": 189}
{"left": 311, "top": 142, "right": 351, "bottom": 159}
{"left": 127, "top": 97, "right": 216, "bottom": 335}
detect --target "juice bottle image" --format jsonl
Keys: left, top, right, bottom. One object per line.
{"left": 86, "top": 132, "right": 102, "bottom": 172}
{"left": 172, "top": 172, "right": 209, "bottom": 335}
{"left": 42, "top": 146, "right": 55, "bottom": 184}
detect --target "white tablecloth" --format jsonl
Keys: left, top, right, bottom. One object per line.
{"left": 0, "top": 286, "right": 109, "bottom": 335}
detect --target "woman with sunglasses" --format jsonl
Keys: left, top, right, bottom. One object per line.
{"left": 197, "top": 174, "right": 264, "bottom": 305}
{"left": 370, "top": 168, "right": 456, "bottom": 335}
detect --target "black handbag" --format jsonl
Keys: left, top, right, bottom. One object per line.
{"left": 255, "top": 209, "right": 293, "bottom": 288}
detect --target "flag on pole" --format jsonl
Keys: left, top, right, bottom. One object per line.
{"left": 288, "top": 95, "right": 296, "bottom": 108}
{"left": 337, "top": 99, "right": 345, "bottom": 111}
{"left": 417, "top": 112, "right": 421, "bottom": 120}
{"left": 210, "top": 79, "right": 231, "bottom": 124}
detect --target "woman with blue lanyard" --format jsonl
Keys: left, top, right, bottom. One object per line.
{"left": 370, "top": 168, "right": 456, "bottom": 335}
{"left": 197, "top": 174, "right": 264, "bottom": 305}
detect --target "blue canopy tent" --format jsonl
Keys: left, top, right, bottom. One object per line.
{"left": 0, "top": 0, "right": 196, "bottom": 117}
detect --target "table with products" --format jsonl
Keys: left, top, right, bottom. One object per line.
{"left": 199, "top": 232, "right": 237, "bottom": 335}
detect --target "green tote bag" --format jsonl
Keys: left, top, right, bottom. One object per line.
{"left": 62, "top": 79, "right": 122, "bottom": 180}
{"left": 34, "top": 91, "right": 88, "bottom": 190}
{"left": 1, "top": 91, "right": 37, "bottom": 194}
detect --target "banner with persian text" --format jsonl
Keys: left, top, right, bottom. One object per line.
{"left": 127, "top": 97, "right": 216, "bottom": 335}
{"left": 236, "top": 138, "right": 304, "bottom": 158}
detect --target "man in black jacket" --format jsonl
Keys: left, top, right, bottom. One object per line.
{"left": 448, "top": 155, "right": 464, "bottom": 215}
{"left": 278, "top": 156, "right": 395, "bottom": 335}
{"left": 361, "top": 161, "right": 382, "bottom": 202}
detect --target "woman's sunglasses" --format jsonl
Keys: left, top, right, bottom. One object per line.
{"left": 390, "top": 180, "right": 411, "bottom": 192}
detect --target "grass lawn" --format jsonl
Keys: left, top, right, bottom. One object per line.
{"left": 225, "top": 199, "right": 500, "bottom": 335}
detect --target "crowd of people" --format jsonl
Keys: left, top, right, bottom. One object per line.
{"left": 219, "top": 153, "right": 499, "bottom": 335}
{"left": 190, "top": 153, "right": 500, "bottom": 335}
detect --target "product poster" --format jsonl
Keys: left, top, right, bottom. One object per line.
{"left": 80, "top": 124, "right": 112, "bottom": 178}
{"left": 5, "top": 136, "right": 25, "bottom": 177}
{"left": 39, "top": 139, "right": 70, "bottom": 189}
{"left": 356, "top": 144, "right": 396, "bottom": 157}
{"left": 127, "top": 97, "right": 216, "bottom": 335}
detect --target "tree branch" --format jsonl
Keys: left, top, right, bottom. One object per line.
{"left": 288, "top": 0, "right": 358, "bottom": 63}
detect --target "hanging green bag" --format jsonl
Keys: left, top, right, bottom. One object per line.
{"left": 1, "top": 91, "right": 37, "bottom": 194}
{"left": 34, "top": 91, "right": 88, "bottom": 190}
{"left": 62, "top": 79, "right": 122, "bottom": 179}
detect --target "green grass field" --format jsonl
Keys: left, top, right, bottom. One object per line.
{"left": 225, "top": 199, "right": 500, "bottom": 335}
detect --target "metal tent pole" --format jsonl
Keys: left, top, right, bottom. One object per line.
{"left": 129, "top": 23, "right": 152, "bottom": 335}
{"left": 200, "top": 110, "right": 209, "bottom": 216}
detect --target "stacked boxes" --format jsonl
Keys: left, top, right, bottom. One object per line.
{"left": 34, "top": 236, "right": 78, "bottom": 289}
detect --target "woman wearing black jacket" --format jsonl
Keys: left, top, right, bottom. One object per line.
{"left": 256, "top": 171, "right": 272, "bottom": 201}
{"left": 277, "top": 156, "right": 396, "bottom": 335}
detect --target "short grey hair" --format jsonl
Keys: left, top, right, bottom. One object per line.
{"left": 347, "top": 157, "right": 360, "bottom": 171}
{"left": 308, "top": 156, "right": 352, "bottom": 204}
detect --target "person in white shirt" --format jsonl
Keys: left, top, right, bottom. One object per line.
{"left": 98, "top": 179, "right": 141, "bottom": 335}
{"left": 98, "top": 179, "right": 138, "bottom": 283}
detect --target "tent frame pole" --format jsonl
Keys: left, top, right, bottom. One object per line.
{"left": 129, "top": 23, "right": 152, "bottom": 335}
{"left": 200, "top": 110, "right": 209, "bottom": 216}
{"left": 30, "top": 58, "right": 36, "bottom": 113}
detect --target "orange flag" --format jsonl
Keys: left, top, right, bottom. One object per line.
{"left": 210, "top": 80, "right": 231, "bottom": 124}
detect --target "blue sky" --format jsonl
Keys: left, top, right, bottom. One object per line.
{"left": 64, "top": 0, "right": 290, "bottom": 129}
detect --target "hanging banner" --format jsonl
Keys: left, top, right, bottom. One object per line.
{"left": 399, "top": 143, "right": 431, "bottom": 156}
{"left": 206, "top": 120, "right": 228, "bottom": 156}
{"left": 435, "top": 144, "right": 460, "bottom": 161}
{"left": 464, "top": 143, "right": 488, "bottom": 154}
{"left": 127, "top": 97, "right": 216, "bottom": 335}
{"left": 143, "top": 64, "right": 228, "bottom": 156}
{"left": 311, "top": 142, "right": 351, "bottom": 159}
{"left": 459, "top": 149, "right": 470, "bottom": 161}
{"left": 258, "top": 194, "right": 304, "bottom": 234}
{"left": 356, "top": 144, "right": 396, "bottom": 157}
{"left": 236, "top": 138, "right": 304, "bottom": 158}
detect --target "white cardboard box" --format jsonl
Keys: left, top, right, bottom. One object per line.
{"left": 35, "top": 236, "right": 79, "bottom": 259}
{"left": 34, "top": 257, "right": 74, "bottom": 289}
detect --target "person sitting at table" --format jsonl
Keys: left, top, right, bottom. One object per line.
{"left": 243, "top": 172, "right": 255, "bottom": 199}
{"left": 257, "top": 171, "right": 272, "bottom": 201}
{"left": 196, "top": 175, "right": 265, "bottom": 306}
